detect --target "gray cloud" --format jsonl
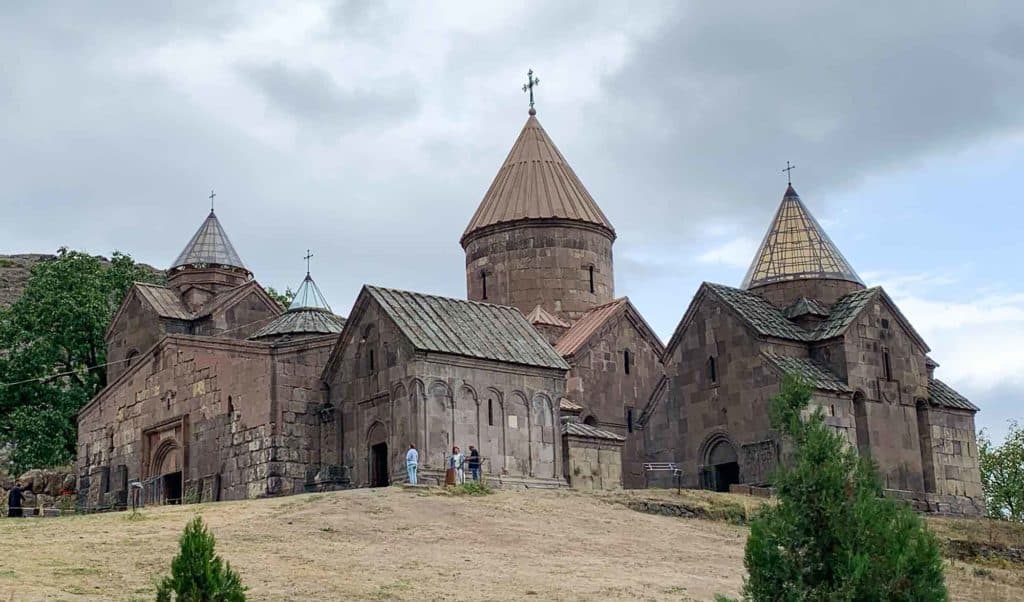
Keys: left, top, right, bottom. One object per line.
{"left": 241, "top": 62, "right": 420, "bottom": 131}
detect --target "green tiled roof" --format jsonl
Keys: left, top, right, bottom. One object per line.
{"left": 812, "top": 287, "right": 879, "bottom": 340}
{"left": 250, "top": 308, "right": 345, "bottom": 340}
{"left": 928, "top": 378, "right": 979, "bottom": 412}
{"left": 706, "top": 283, "right": 812, "bottom": 341}
{"left": 761, "top": 350, "right": 852, "bottom": 393}
{"left": 366, "top": 286, "right": 569, "bottom": 370}
{"left": 783, "top": 297, "right": 830, "bottom": 319}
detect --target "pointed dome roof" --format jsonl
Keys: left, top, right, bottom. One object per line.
{"left": 288, "top": 273, "right": 332, "bottom": 312}
{"left": 250, "top": 272, "right": 345, "bottom": 340}
{"left": 461, "top": 113, "right": 615, "bottom": 244}
{"left": 171, "top": 210, "right": 248, "bottom": 272}
{"left": 742, "top": 185, "right": 863, "bottom": 289}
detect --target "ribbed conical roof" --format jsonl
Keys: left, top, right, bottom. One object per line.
{"left": 250, "top": 272, "right": 345, "bottom": 340}
{"left": 461, "top": 113, "right": 614, "bottom": 244}
{"left": 288, "top": 273, "right": 332, "bottom": 312}
{"left": 171, "top": 210, "right": 247, "bottom": 271}
{"left": 742, "top": 185, "right": 863, "bottom": 289}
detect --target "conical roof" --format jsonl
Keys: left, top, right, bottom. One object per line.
{"left": 171, "top": 210, "right": 248, "bottom": 271}
{"left": 461, "top": 113, "right": 614, "bottom": 244}
{"left": 288, "top": 273, "right": 332, "bottom": 312}
{"left": 742, "top": 185, "right": 863, "bottom": 289}
{"left": 250, "top": 272, "right": 345, "bottom": 340}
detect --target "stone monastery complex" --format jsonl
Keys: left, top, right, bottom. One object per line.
{"left": 76, "top": 105, "right": 985, "bottom": 516}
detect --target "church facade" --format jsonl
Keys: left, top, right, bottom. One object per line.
{"left": 640, "top": 185, "right": 984, "bottom": 515}
{"left": 77, "top": 105, "right": 983, "bottom": 515}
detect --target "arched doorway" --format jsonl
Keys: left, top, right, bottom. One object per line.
{"left": 701, "top": 435, "right": 740, "bottom": 492}
{"left": 151, "top": 439, "right": 182, "bottom": 504}
{"left": 367, "top": 422, "right": 390, "bottom": 487}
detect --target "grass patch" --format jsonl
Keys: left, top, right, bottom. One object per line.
{"left": 455, "top": 481, "right": 493, "bottom": 496}
{"left": 373, "top": 579, "right": 412, "bottom": 600}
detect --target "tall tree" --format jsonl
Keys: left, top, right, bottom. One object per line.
{"left": 738, "top": 376, "right": 946, "bottom": 601}
{"left": 0, "top": 248, "right": 160, "bottom": 471}
{"left": 979, "top": 421, "right": 1024, "bottom": 522}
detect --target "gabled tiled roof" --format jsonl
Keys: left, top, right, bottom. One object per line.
{"left": 705, "top": 283, "right": 811, "bottom": 341}
{"left": 554, "top": 298, "right": 628, "bottom": 356}
{"left": 559, "top": 398, "right": 584, "bottom": 413}
{"left": 172, "top": 210, "right": 247, "bottom": 271}
{"left": 135, "top": 283, "right": 191, "bottom": 320}
{"left": 811, "top": 287, "right": 879, "bottom": 340}
{"left": 526, "top": 304, "right": 570, "bottom": 328}
{"left": 783, "top": 297, "right": 830, "bottom": 319}
{"left": 366, "top": 286, "right": 569, "bottom": 370}
{"left": 562, "top": 422, "right": 626, "bottom": 441}
{"left": 928, "top": 378, "right": 979, "bottom": 412}
{"left": 461, "top": 113, "right": 614, "bottom": 243}
{"left": 761, "top": 350, "right": 852, "bottom": 393}
{"left": 742, "top": 185, "right": 862, "bottom": 289}
{"left": 193, "top": 281, "right": 279, "bottom": 319}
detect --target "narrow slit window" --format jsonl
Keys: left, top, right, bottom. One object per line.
{"left": 488, "top": 399, "right": 494, "bottom": 426}
{"left": 588, "top": 265, "right": 595, "bottom": 294}
{"left": 708, "top": 356, "right": 718, "bottom": 384}
{"left": 883, "top": 350, "right": 892, "bottom": 381}
{"left": 369, "top": 349, "right": 375, "bottom": 373}
{"left": 481, "top": 271, "right": 488, "bottom": 300}
{"left": 623, "top": 349, "right": 631, "bottom": 375}
{"left": 627, "top": 408, "right": 634, "bottom": 433}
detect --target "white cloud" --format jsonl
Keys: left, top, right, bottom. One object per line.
{"left": 695, "top": 236, "right": 757, "bottom": 268}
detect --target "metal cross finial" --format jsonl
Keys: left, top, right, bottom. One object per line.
{"left": 304, "top": 249, "right": 313, "bottom": 275}
{"left": 522, "top": 69, "right": 539, "bottom": 114}
{"left": 209, "top": 189, "right": 217, "bottom": 212}
{"left": 782, "top": 161, "right": 796, "bottom": 185}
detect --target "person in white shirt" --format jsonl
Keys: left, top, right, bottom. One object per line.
{"left": 406, "top": 444, "right": 419, "bottom": 485}
{"left": 450, "top": 446, "right": 465, "bottom": 484}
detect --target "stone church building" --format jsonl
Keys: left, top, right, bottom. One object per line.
{"left": 77, "top": 105, "right": 982, "bottom": 514}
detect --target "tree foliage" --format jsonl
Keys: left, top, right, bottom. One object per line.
{"left": 0, "top": 248, "right": 159, "bottom": 471}
{"left": 156, "top": 515, "right": 246, "bottom": 602}
{"left": 979, "top": 421, "right": 1024, "bottom": 522}
{"left": 739, "top": 376, "right": 947, "bottom": 601}
{"left": 264, "top": 286, "right": 295, "bottom": 310}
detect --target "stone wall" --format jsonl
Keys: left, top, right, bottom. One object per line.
{"left": 563, "top": 304, "right": 664, "bottom": 488}
{"left": 842, "top": 296, "right": 930, "bottom": 492}
{"left": 325, "top": 296, "right": 566, "bottom": 487}
{"left": 750, "top": 278, "right": 865, "bottom": 309}
{"left": 463, "top": 222, "right": 615, "bottom": 322}
{"left": 884, "top": 488, "right": 985, "bottom": 517}
{"left": 562, "top": 435, "right": 623, "bottom": 491}
{"left": 917, "top": 405, "right": 983, "bottom": 498}
{"left": 77, "top": 333, "right": 329, "bottom": 505}
{"left": 106, "top": 290, "right": 174, "bottom": 383}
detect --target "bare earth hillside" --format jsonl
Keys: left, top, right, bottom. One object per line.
{"left": 0, "top": 488, "right": 1020, "bottom": 601}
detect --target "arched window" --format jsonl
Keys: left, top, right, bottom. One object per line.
{"left": 623, "top": 349, "right": 631, "bottom": 375}
{"left": 125, "top": 349, "right": 139, "bottom": 369}
{"left": 882, "top": 349, "right": 892, "bottom": 381}
{"left": 481, "top": 271, "right": 488, "bottom": 300}
{"left": 583, "top": 415, "right": 597, "bottom": 427}
{"left": 707, "top": 356, "right": 718, "bottom": 384}
{"left": 487, "top": 398, "right": 494, "bottom": 426}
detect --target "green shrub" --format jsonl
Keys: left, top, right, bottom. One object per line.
{"left": 155, "top": 516, "right": 246, "bottom": 601}
{"left": 456, "top": 481, "right": 493, "bottom": 496}
{"left": 739, "top": 376, "right": 947, "bottom": 601}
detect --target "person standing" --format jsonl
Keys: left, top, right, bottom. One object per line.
{"left": 405, "top": 444, "right": 419, "bottom": 485}
{"left": 468, "top": 445, "right": 481, "bottom": 481}
{"left": 452, "top": 446, "right": 465, "bottom": 485}
{"left": 6, "top": 481, "right": 26, "bottom": 518}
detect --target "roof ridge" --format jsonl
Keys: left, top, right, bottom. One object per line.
{"left": 365, "top": 284, "right": 524, "bottom": 312}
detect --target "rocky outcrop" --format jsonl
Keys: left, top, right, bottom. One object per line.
{"left": 0, "top": 253, "right": 162, "bottom": 309}
{"left": 1, "top": 467, "right": 77, "bottom": 515}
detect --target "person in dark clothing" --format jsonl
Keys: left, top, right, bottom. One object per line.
{"left": 7, "top": 482, "right": 27, "bottom": 518}
{"left": 468, "top": 446, "right": 481, "bottom": 481}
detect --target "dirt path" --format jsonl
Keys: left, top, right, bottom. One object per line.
{"left": 0, "top": 487, "right": 1019, "bottom": 601}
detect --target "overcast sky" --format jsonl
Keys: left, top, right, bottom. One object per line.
{"left": 2, "top": 2, "right": 1022, "bottom": 441}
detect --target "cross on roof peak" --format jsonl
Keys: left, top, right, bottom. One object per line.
{"left": 522, "top": 69, "right": 539, "bottom": 115}
{"left": 304, "top": 249, "right": 314, "bottom": 275}
{"left": 209, "top": 189, "right": 217, "bottom": 213}
{"left": 782, "top": 161, "right": 796, "bottom": 186}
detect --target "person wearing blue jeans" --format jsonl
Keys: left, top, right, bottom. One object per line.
{"left": 405, "top": 444, "right": 419, "bottom": 485}
{"left": 468, "top": 445, "right": 481, "bottom": 481}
